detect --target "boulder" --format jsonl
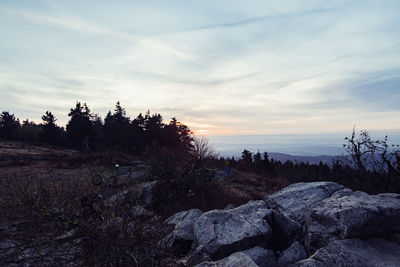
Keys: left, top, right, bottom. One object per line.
{"left": 294, "top": 238, "right": 400, "bottom": 267}
{"left": 186, "top": 245, "right": 212, "bottom": 267}
{"left": 223, "top": 204, "right": 236, "bottom": 210}
{"left": 105, "top": 181, "right": 156, "bottom": 207}
{"left": 242, "top": 246, "right": 277, "bottom": 267}
{"left": 305, "top": 188, "right": 400, "bottom": 253}
{"left": 265, "top": 182, "right": 344, "bottom": 224}
{"left": 193, "top": 200, "right": 272, "bottom": 260}
{"left": 277, "top": 241, "right": 307, "bottom": 267}
{"left": 195, "top": 252, "right": 258, "bottom": 267}
{"left": 163, "top": 209, "right": 203, "bottom": 250}
{"left": 266, "top": 209, "right": 303, "bottom": 250}
{"left": 166, "top": 209, "right": 203, "bottom": 241}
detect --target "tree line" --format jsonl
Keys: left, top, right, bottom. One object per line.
{"left": 0, "top": 101, "right": 193, "bottom": 153}
{"left": 216, "top": 129, "right": 400, "bottom": 194}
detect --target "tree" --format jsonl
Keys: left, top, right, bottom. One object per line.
{"left": 191, "top": 135, "right": 216, "bottom": 163}
{"left": 18, "top": 119, "right": 42, "bottom": 142}
{"left": 144, "top": 111, "right": 164, "bottom": 146}
{"left": 253, "top": 151, "right": 262, "bottom": 171}
{"left": 41, "top": 111, "right": 59, "bottom": 145}
{"left": 163, "top": 118, "right": 193, "bottom": 150}
{"left": 66, "top": 102, "right": 94, "bottom": 150}
{"left": 344, "top": 128, "right": 400, "bottom": 192}
{"left": 0, "top": 111, "right": 20, "bottom": 140}
{"left": 104, "top": 101, "right": 132, "bottom": 151}
{"left": 262, "top": 152, "right": 272, "bottom": 171}
{"left": 241, "top": 149, "right": 253, "bottom": 166}
{"left": 343, "top": 127, "right": 376, "bottom": 172}
{"left": 131, "top": 113, "right": 146, "bottom": 153}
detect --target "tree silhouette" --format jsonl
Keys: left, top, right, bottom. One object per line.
{"left": 144, "top": 111, "right": 164, "bottom": 146}
{"left": 104, "top": 101, "right": 132, "bottom": 151}
{"left": 253, "top": 151, "right": 262, "bottom": 171}
{"left": 241, "top": 149, "right": 253, "bottom": 170}
{"left": 0, "top": 111, "right": 20, "bottom": 140}
{"left": 66, "top": 102, "right": 94, "bottom": 150}
{"left": 131, "top": 113, "right": 146, "bottom": 153}
{"left": 19, "top": 119, "right": 42, "bottom": 142}
{"left": 163, "top": 118, "right": 193, "bottom": 150}
{"left": 41, "top": 111, "right": 59, "bottom": 145}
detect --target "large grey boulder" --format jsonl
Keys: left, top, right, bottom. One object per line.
{"left": 277, "top": 241, "right": 307, "bottom": 267}
{"left": 195, "top": 252, "right": 258, "bottom": 267}
{"left": 242, "top": 246, "right": 277, "bottom": 267}
{"left": 193, "top": 200, "right": 272, "bottom": 260}
{"left": 265, "top": 182, "right": 344, "bottom": 224}
{"left": 164, "top": 209, "right": 203, "bottom": 249}
{"left": 294, "top": 238, "right": 400, "bottom": 267}
{"left": 265, "top": 209, "right": 303, "bottom": 250}
{"left": 305, "top": 188, "right": 400, "bottom": 253}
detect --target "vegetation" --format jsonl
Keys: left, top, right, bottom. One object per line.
{"left": 0, "top": 101, "right": 193, "bottom": 153}
{"left": 1, "top": 103, "right": 400, "bottom": 265}
{"left": 216, "top": 129, "right": 400, "bottom": 194}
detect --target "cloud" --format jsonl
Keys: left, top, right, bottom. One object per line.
{"left": 185, "top": 4, "right": 343, "bottom": 31}
{"left": 0, "top": 0, "right": 399, "bottom": 134}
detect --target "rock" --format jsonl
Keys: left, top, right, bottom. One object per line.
{"left": 166, "top": 209, "right": 203, "bottom": 240}
{"left": 195, "top": 252, "right": 258, "bottom": 267}
{"left": 294, "top": 238, "right": 400, "bottom": 267}
{"left": 186, "top": 245, "right": 212, "bottom": 267}
{"left": 193, "top": 200, "right": 272, "bottom": 260}
{"left": 256, "top": 186, "right": 266, "bottom": 192}
{"left": 277, "top": 241, "right": 307, "bottom": 266}
{"left": 131, "top": 205, "right": 154, "bottom": 217}
{"left": 305, "top": 188, "right": 400, "bottom": 253}
{"left": 265, "top": 182, "right": 344, "bottom": 224}
{"left": 265, "top": 209, "right": 303, "bottom": 250}
{"left": 242, "top": 246, "right": 277, "bottom": 267}
{"left": 389, "top": 233, "right": 400, "bottom": 245}
{"left": 105, "top": 181, "right": 156, "bottom": 207}
{"left": 223, "top": 204, "right": 236, "bottom": 210}
{"left": 163, "top": 209, "right": 203, "bottom": 250}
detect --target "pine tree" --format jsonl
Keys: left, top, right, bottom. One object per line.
{"left": 0, "top": 111, "right": 20, "bottom": 140}
{"left": 41, "top": 111, "right": 59, "bottom": 145}
{"left": 66, "top": 102, "right": 94, "bottom": 150}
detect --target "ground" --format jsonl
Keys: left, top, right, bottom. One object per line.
{"left": 0, "top": 141, "right": 287, "bottom": 265}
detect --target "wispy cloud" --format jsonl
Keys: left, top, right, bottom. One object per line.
{"left": 0, "top": 0, "right": 399, "bottom": 134}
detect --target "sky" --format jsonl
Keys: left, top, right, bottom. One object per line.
{"left": 1, "top": 0, "right": 400, "bottom": 137}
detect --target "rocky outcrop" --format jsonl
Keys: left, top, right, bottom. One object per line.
{"left": 193, "top": 200, "right": 272, "bottom": 260}
{"left": 166, "top": 209, "right": 203, "bottom": 241}
{"left": 266, "top": 209, "right": 302, "bottom": 250}
{"left": 195, "top": 252, "right": 258, "bottom": 267}
{"left": 277, "top": 241, "right": 307, "bottom": 266}
{"left": 305, "top": 188, "right": 400, "bottom": 253}
{"left": 294, "top": 238, "right": 400, "bottom": 267}
{"left": 164, "top": 182, "right": 400, "bottom": 267}
{"left": 242, "top": 246, "right": 276, "bottom": 267}
{"left": 265, "top": 182, "right": 344, "bottom": 224}
{"left": 163, "top": 209, "right": 203, "bottom": 250}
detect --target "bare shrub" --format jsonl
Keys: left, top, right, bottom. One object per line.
{"left": 0, "top": 169, "right": 173, "bottom": 266}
